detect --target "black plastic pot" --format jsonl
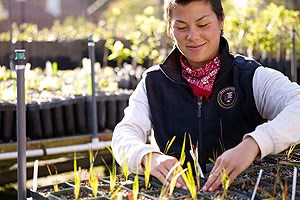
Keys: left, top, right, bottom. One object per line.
{"left": 0, "top": 102, "right": 16, "bottom": 142}
{"left": 48, "top": 186, "right": 106, "bottom": 200}
{"left": 104, "top": 92, "right": 117, "bottom": 130}
{"left": 62, "top": 98, "right": 75, "bottom": 136}
{"left": 30, "top": 182, "right": 73, "bottom": 200}
{"left": 39, "top": 101, "right": 54, "bottom": 138}
{"left": 73, "top": 95, "right": 87, "bottom": 133}
{"left": 26, "top": 102, "right": 43, "bottom": 139}
{"left": 50, "top": 99, "right": 65, "bottom": 137}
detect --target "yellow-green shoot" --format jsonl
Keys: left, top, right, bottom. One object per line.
{"left": 179, "top": 133, "right": 187, "bottom": 165}
{"left": 159, "top": 162, "right": 183, "bottom": 198}
{"left": 121, "top": 149, "right": 130, "bottom": 181}
{"left": 144, "top": 152, "right": 152, "bottom": 190}
{"left": 110, "top": 185, "right": 123, "bottom": 199}
{"left": 184, "top": 162, "right": 197, "bottom": 199}
{"left": 74, "top": 152, "right": 81, "bottom": 200}
{"left": 171, "top": 162, "right": 197, "bottom": 200}
{"left": 164, "top": 136, "right": 176, "bottom": 154}
{"left": 89, "top": 148, "right": 99, "bottom": 197}
{"left": 287, "top": 144, "right": 296, "bottom": 159}
{"left": 102, "top": 145, "right": 117, "bottom": 193}
{"left": 52, "top": 62, "right": 58, "bottom": 76}
{"left": 221, "top": 168, "right": 230, "bottom": 199}
{"left": 189, "top": 134, "right": 203, "bottom": 189}
{"left": 132, "top": 172, "right": 139, "bottom": 200}
{"left": 46, "top": 164, "right": 59, "bottom": 192}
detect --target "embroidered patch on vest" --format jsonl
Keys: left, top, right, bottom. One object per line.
{"left": 217, "top": 87, "right": 237, "bottom": 109}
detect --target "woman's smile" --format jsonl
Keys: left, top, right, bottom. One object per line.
{"left": 186, "top": 43, "right": 206, "bottom": 51}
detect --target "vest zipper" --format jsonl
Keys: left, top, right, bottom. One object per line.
{"left": 197, "top": 97, "right": 203, "bottom": 118}
{"left": 197, "top": 96, "right": 203, "bottom": 164}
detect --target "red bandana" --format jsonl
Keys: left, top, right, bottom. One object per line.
{"left": 180, "top": 55, "right": 221, "bottom": 100}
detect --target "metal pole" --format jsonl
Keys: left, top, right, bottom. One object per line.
{"left": 88, "top": 35, "right": 98, "bottom": 143}
{"left": 291, "top": 26, "right": 298, "bottom": 82}
{"left": 15, "top": 49, "right": 27, "bottom": 200}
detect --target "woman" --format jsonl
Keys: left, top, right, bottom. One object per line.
{"left": 112, "top": 0, "right": 300, "bottom": 192}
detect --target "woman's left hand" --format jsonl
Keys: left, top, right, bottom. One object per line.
{"left": 202, "top": 137, "right": 260, "bottom": 192}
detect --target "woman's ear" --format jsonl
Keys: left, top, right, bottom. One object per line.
{"left": 219, "top": 14, "right": 225, "bottom": 33}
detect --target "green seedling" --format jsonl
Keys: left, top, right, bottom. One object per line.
{"left": 179, "top": 133, "right": 187, "bottom": 164}
{"left": 221, "top": 168, "right": 230, "bottom": 199}
{"left": 74, "top": 152, "right": 81, "bottom": 200}
{"left": 110, "top": 185, "right": 123, "bottom": 199}
{"left": 164, "top": 136, "right": 176, "bottom": 154}
{"left": 185, "top": 162, "right": 197, "bottom": 200}
{"left": 52, "top": 62, "right": 58, "bottom": 76}
{"left": 89, "top": 148, "right": 99, "bottom": 197}
{"left": 287, "top": 144, "right": 296, "bottom": 159}
{"left": 159, "top": 162, "right": 185, "bottom": 198}
{"left": 121, "top": 149, "right": 130, "bottom": 181}
{"left": 46, "top": 164, "right": 59, "bottom": 192}
{"left": 144, "top": 151, "right": 152, "bottom": 190}
{"left": 132, "top": 172, "right": 139, "bottom": 200}
{"left": 102, "top": 145, "right": 117, "bottom": 193}
{"left": 170, "top": 162, "right": 197, "bottom": 200}
{"left": 189, "top": 134, "right": 203, "bottom": 189}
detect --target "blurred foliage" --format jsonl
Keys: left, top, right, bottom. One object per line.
{"left": 0, "top": 0, "right": 299, "bottom": 64}
{"left": 223, "top": 0, "right": 300, "bottom": 60}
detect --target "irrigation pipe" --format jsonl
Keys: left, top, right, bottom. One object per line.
{"left": 0, "top": 140, "right": 111, "bottom": 161}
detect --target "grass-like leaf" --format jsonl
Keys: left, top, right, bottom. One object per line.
{"left": 132, "top": 172, "right": 139, "bottom": 200}
{"left": 287, "top": 144, "right": 296, "bottom": 159}
{"left": 121, "top": 149, "right": 130, "bottom": 181}
{"left": 164, "top": 136, "right": 176, "bottom": 154}
{"left": 186, "top": 162, "right": 197, "bottom": 199}
{"left": 74, "top": 152, "right": 80, "bottom": 200}
{"left": 179, "top": 133, "right": 186, "bottom": 164}
{"left": 165, "top": 162, "right": 185, "bottom": 197}
{"left": 102, "top": 145, "right": 116, "bottom": 193}
{"left": 46, "top": 164, "right": 59, "bottom": 192}
{"left": 144, "top": 152, "right": 152, "bottom": 190}
{"left": 110, "top": 185, "right": 123, "bottom": 199}
{"left": 89, "top": 148, "right": 99, "bottom": 197}
{"left": 221, "top": 168, "right": 230, "bottom": 199}
{"left": 159, "top": 162, "right": 185, "bottom": 199}
{"left": 189, "top": 134, "right": 203, "bottom": 189}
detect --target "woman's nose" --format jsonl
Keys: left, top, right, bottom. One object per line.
{"left": 187, "top": 27, "right": 200, "bottom": 41}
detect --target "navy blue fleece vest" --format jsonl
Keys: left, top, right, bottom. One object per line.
{"left": 145, "top": 37, "right": 265, "bottom": 167}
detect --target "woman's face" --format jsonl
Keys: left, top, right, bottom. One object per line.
{"left": 170, "top": 1, "right": 224, "bottom": 68}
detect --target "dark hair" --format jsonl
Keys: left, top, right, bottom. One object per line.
{"left": 164, "top": 0, "right": 224, "bottom": 36}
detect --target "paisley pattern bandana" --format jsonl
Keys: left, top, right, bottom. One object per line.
{"left": 180, "top": 55, "right": 221, "bottom": 100}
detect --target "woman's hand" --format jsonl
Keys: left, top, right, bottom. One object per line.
{"left": 141, "top": 152, "right": 186, "bottom": 188}
{"left": 202, "top": 137, "right": 260, "bottom": 192}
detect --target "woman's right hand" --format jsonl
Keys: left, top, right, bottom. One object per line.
{"left": 141, "top": 152, "right": 186, "bottom": 188}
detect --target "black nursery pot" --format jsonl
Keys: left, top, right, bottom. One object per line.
{"left": 61, "top": 97, "right": 75, "bottom": 136}
{"left": 104, "top": 92, "right": 117, "bottom": 130}
{"left": 30, "top": 182, "right": 73, "bottom": 200}
{"left": 0, "top": 101, "right": 16, "bottom": 142}
{"left": 49, "top": 98, "right": 65, "bottom": 137}
{"left": 26, "top": 102, "right": 43, "bottom": 140}
{"left": 39, "top": 101, "right": 54, "bottom": 138}
{"left": 48, "top": 186, "right": 106, "bottom": 200}
{"left": 73, "top": 95, "right": 87, "bottom": 133}
{"left": 104, "top": 89, "right": 132, "bottom": 130}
